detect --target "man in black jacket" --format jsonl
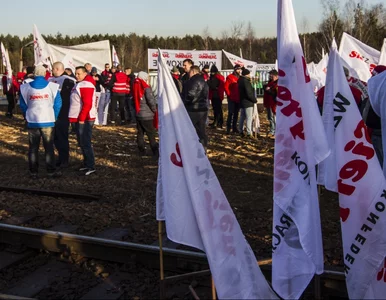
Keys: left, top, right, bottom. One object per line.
{"left": 238, "top": 69, "right": 257, "bottom": 138}
{"left": 182, "top": 65, "right": 209, "bottom": 148}
{"left": 49, "top": 61, "right": 76, "bottom": 167}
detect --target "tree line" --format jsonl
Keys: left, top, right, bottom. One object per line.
{"left": 0, "top": 0, "right": 384, "bottom": 73}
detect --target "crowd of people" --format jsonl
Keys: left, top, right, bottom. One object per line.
{"left": 1, "top": 58, "right": 281, "bottom": 178}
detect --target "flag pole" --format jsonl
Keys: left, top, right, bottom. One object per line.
{"left": 211, "top": 277, "right": 216, "bottom": 299}
{"left": 158, "top": 221, "right": 165, "bottom": 299}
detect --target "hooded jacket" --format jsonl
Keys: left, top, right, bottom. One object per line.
{"left": 238, "top": 76, "right": 257, "bottom": 108}
{"left": 224, "top": 73, "right": 240, "bottom": 102}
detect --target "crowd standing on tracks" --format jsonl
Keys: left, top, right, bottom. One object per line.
{"left": 3, "top": 60, "right": 385, "bottom": 178}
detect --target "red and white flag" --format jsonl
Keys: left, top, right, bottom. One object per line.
{"left": 156, "top": 49, "right": 277, "bottom": 299}
{"left": 222, "top": 49, "right": 258, "bottom": 76}
{"left": 323, "top": 41, "right": 386, "bottom": 299}
{"left": 33, "top": 24, "right": 52, "bottom": 67}
{"left": 339, "top": 32, "right": 380, "bottom": 82}
{"left": 1, "top": 42, "right": 13, "bottom": 89}
{"left": 380, "top": 39, "right": 386, "bottom": 65}
{"left": 272, "top": 1, "right": 330, "bottom": 298}
{"left": 112, "top": 45, "right": 120, "bottom": 67}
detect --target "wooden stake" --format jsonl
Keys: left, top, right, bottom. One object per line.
{"left": 211, "top": 277, "right": 216, "bottom": 300}
{"left": 158, "top": 221, "right": 165, "bottom": 299}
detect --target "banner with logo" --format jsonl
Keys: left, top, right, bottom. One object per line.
{"left": 222, "top": 49, "right": 258, "bottom": 76}
{"left": 148, "top": 49, "right": 222, "bottom": 70}
{"left": 339, "top": 32, "right": 380, "bottom": 82}
{"left": 379, "top": 39, "right": 386, "bottom": 65}
{"left": 112, "top": 45, "right": 120, "bottom": 67}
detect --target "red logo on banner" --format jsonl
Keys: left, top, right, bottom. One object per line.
{"left": 170, "top": 143, "right": 183, "bottom": 167}
{"left": 377, "top": 258, "right": 386, "bottom": 282}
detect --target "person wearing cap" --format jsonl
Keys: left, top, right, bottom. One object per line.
{"left": 132, "top": 71, "right": 159, "bottom": 158}
{"left": 263, "top": 69, "right": 278, "bottom": 137}
{"left": 19, "top": 65, "right": 62, "bottom": 179}
{"left": 171, "top": 66, "right": 182, "bottom": 94}
{"left": 69, "top": 66, "right": 98, "bottom": 176}
{"left": 202, "top": 64, "right": 210, "bottom": 81}
{"left": 238, "top": 68, "right": 257, "bottom": 138}
{"left": 364, "top": 65, "right": 386, "bottom": 168}
{"left": 208, "top": 65, "right": 225, "bottom": 129}
{"left": 224, "top": 64, "right": 242, "bottom": 134}
{"left": 182, "top": 65, "right": 209, "bottom": 149}
{"left": 48, "top": 62, "right": 76, "bottom": 169}
{"left": 108, "top": 64, "right": 129, "bottom": 125}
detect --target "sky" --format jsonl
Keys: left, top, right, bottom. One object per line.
{"left": 0, "top": 0, "right": 383, "bottom": 39}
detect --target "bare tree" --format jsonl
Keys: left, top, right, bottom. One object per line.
{"left": 244, "top": 21, "right": 255, "bottom": 60}
{"left": 300, "top": 16, "right": 310, "bottom": 61}
{"left": 318, "top": 0, "right": 344, "bottom": 52}
{"left": 342, "top": 0, "right": 357, "bottom": 34}
{"left": 202, "top": 26, "right": 211, "bottom": 50}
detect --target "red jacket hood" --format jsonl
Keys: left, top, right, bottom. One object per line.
{"left": 83, "top": 74, "right": 96, "bottom": 86}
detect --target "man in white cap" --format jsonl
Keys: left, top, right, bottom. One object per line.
{"left": 19, "top": 65, "right": 62, "bottom": 179}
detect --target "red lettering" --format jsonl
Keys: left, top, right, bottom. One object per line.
{"left": 278, "top": 86, "right": 292, "bottom": 101}
{"left": 339, "top": 159, "right": 368, "bottom": 182}
{"left": 222, "top": 235, "right": 236, "bottom": 256}
{"left": 275, "top": 169, "right": 290, "bottom": 180}
{"left": 290, "top": 120, "right": 305, "bottom": 140}
{"left": 279, "top": 69, "right": 286, "bottom": 77}
{"left": 220, "top": 215, "right": 234, "bottom": 233}
{"left": 344, "top": 140, "right": 375, "bottom": 160}
{"left": 349, "top": 51, "right": 358, "bottom": 58}
{"left": 338, "top": 179, "right": 356, "bottom": 196}
{"left": 281, "top": 99, "right": 302, "bottom": 118}
{"left": 354, "top": 120, "right": 371, "bottom": 144}
{"left": 302, "top": 56, "right": 311, "bottom": 83}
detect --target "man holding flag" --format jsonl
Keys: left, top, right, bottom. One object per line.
{"left": 272, "top": 1, "right": 330, "bottom": 299}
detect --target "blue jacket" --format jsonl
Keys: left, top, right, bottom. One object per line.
{"left": 20, "top": 76, "right": 62, "bottom": 128}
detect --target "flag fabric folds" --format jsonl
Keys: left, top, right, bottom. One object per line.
{"left": 324, "top": 42, "right": 386, "bottom": 300}
{"left": 272, "top": 0, "right": 330, "bottom": 299}
{"left": 156, "top": 48, "right": 277, "bottom": 299}
{"left": 33, "top": 24, "right": 52, "bottom": 67}
{"left": 112, "top": 45, "right": 120, "bottom": 67}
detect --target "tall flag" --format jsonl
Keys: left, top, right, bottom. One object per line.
{"left": 112, "top": 45, "right": 120, "bottom": 67}
{"left": 379, "top": 38, "right": 386, "bottom": 65}
{"left": 272, "top": 0, "right": 330, "bottom": 298}
{"left": 368, "top": 67, "right": 386, "bottom": 178}
{"left": 222, "top": 49, "right": 258, "bottom": 76}
{"left": 156, "top": 49, "right": 277, "bottom": 299}
{"left": 339, "top": 32, "right": 380, "bottom": 82}
{"left": 323, "top": 41, "right": 386, "bottom": 300}
{"left": 33, "top": 24, "right": 52, "bottom": 67}
{"left": 1, "top": 42, "right": 13, "bottom": 89}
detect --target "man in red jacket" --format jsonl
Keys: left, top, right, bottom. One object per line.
{"left": 208, "top": 65, "right": 225, "bottom": 129}
{"left": 224, "top": 64, "right": 242, "bottom": 134}
{"left": 263, "top": 69, "right": 278, "bottom": 137}
{"left": 69, "top": 66, "right": 97, "bottom": 175}
{"left": 108, "top": 64, "right": 129, "bottom": 125}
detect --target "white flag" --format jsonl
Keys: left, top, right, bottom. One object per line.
{"left": 272, "top": 1, "right": 330, "bottom": 299}
{"left": 339, "top": 32, "right": 380, "bottom": 82}
{"left": 1, "top": 43, "right": 13, "bottom": 89}
{"left": 379, "top": 39, "right": 386, "bottom": 65}
{"left": 324, "top": 41, "right": 386, "bottom": 300}
{"left": 33, "top": 24, "right": 52, "bottom": 67}
{"left": 112, "top": 45, "right": 120, "bottom": 67}
{"left": 222, "top": 49, "right": 258, "bottom": 76}
{"left": 156, "top": 49, "right": 277, "bottom": 299}
{"left": 61, "top": 53, "right": 76, "bottom": 73}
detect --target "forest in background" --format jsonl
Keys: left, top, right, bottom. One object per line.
{"left": 0, "top": 0, "right": 385, "bottom": 72}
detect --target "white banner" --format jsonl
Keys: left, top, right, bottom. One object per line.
{"left": 148, "top": 49, "right": 222, "bottom": 70}
{"left": 222, "top": 49, "right": 258, "bottom": 76}
{"left": 255, "top": 64, "right": 276, "bottom": 71}
{"left": 272, "top": 0, "right": 330, "bottom": 299}
{"left": 48, "top": 40, "right": 111, "bottom": 74}
{"left": 61, "top": 53, "right": 76, "bottom": 73}
{"left": 324, "top": 42, "right": 386, "bottom": 300}
{"left": 339, "top": 32, "right": 380, "bottom": 82}
{"left": 156, "top": 49, "right": 277, "bottom": 299}
{"left": 112, "top": 45, "right": 120, "bottom": 67}
{"left": 379, "top": 38, "right": 386, "bottom": 65}
{"left": 1, "top": 43, "right": 13, "bottom": 89}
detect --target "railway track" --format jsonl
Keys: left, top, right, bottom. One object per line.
{"left": 0, "top": 223, "right": 349, "bottom": 299}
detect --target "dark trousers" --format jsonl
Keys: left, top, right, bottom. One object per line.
{"left": 126, "top": 95, "right": 136, "bottom": 123}
{"left": 54, "top": 119, "right": 70, "bottom": 165}
{"left": 76, "top": 121, "right": 95, "bottom": 169}
{"left": 6, "top": 93, "right": 15, "bottom": 115}
{"left": 110, "top": 94, "right": 127, "bottom": 122}
{"left": 136, "top": 119, "right": 158, "bottom": 153}
{"left": 188, "top": 111, "right": 208, "bottom": 147}
{"left": 28, "top": 127, "right": 56, "bottom": 174}
{"left": 211, "top": 97, "right": 223, "bottom": 127}
{"left": 226, "top": 100, "right": 240, "bottom": 132}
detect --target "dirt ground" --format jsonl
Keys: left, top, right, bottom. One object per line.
{"left": 0, "top": 105, "right": 342, "bottom": 266}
